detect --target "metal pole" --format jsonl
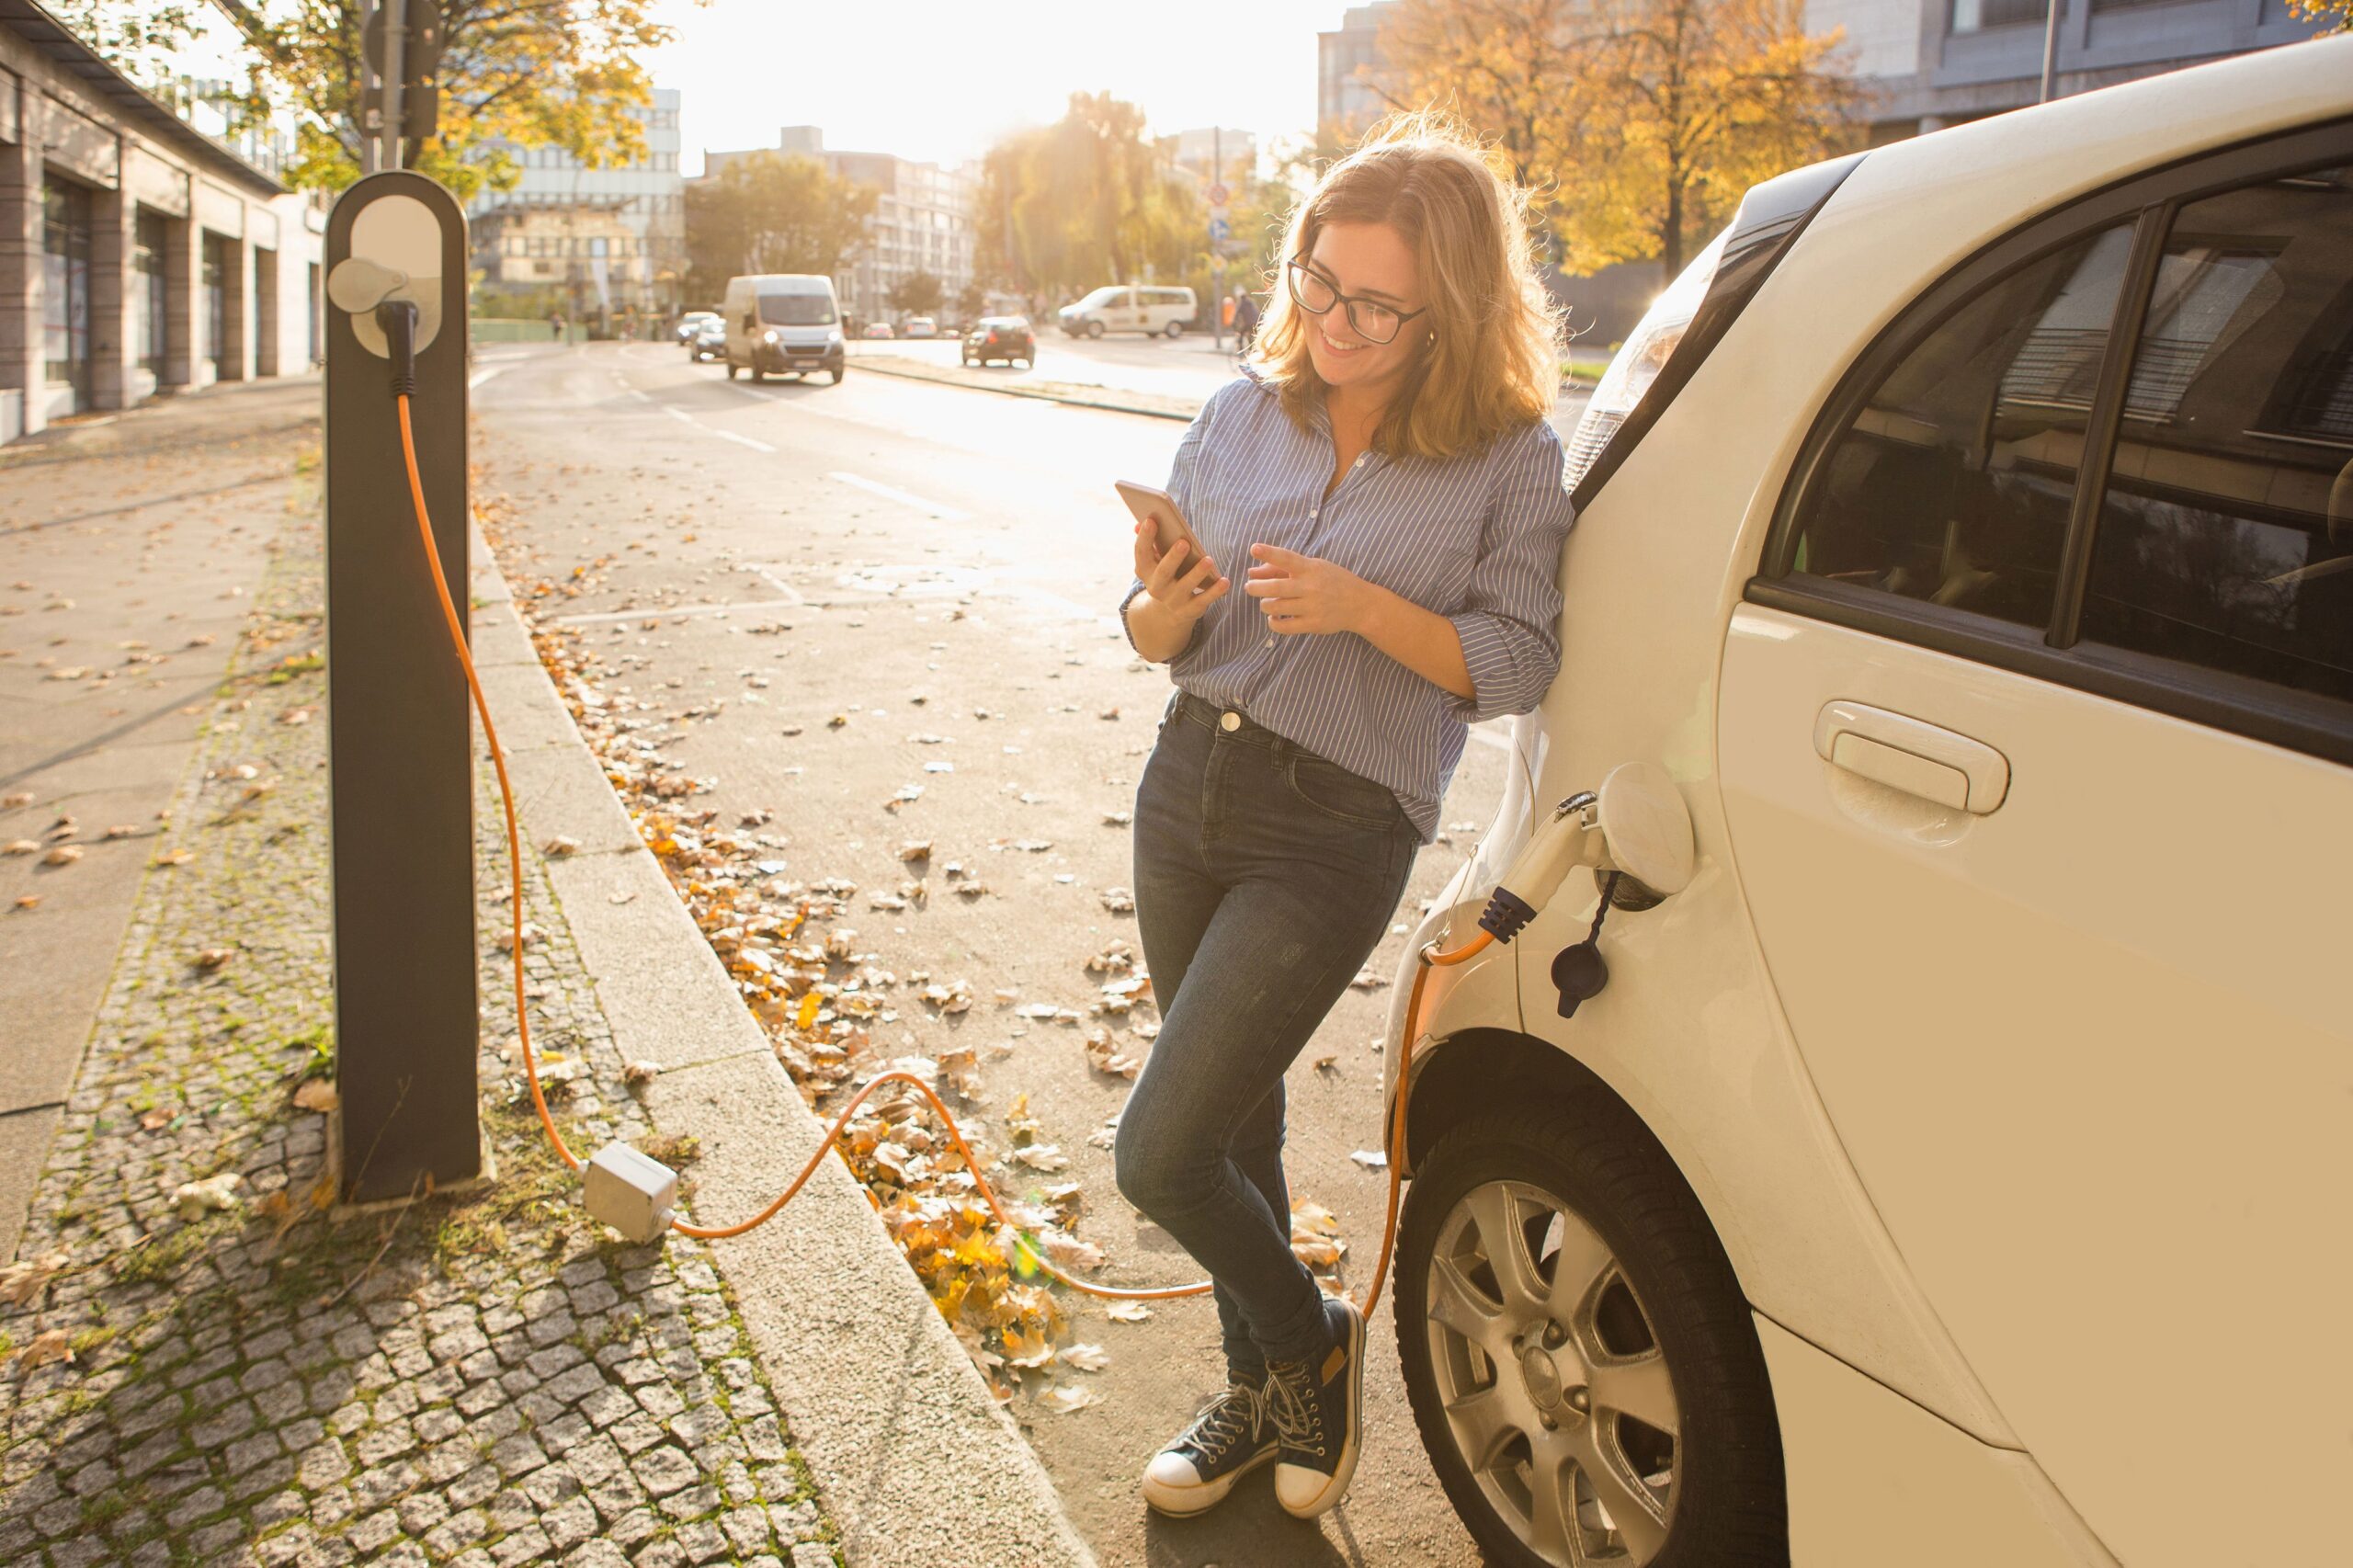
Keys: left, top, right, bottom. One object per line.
{"left": 358, "top": 0, "right": 380, "bottom": 175}
{"left": 2040, "top": 0, "right": 2063, "bottom": 104}
{"left": 380, "top": 0, "right": 408, "bottom": 172}
{"left": 1211, "top": 128, "right": 1224, "bottom": 354}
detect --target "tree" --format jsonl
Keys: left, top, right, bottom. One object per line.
{"left": 977, "top": 93, "right": 1201, "bottom": 303}
{"left": 887, "top": 271, "right": 945, "bottom": 318}
{"left": 684, "top": 153, "right": 876, "bottom": 299}
{"left": 1381, "top": 0, "right": 1586, "bottom": 261}
{"left": 953, "top": 280, "right": 988, "bottom": 322}
{"left": 2287, "top": 0, "right": 2348, "bottom": 28}
{"left": 1573, "top": 0, "right": 1860, "bottom": 279}
{"left": 208, "top": 1, "right": 693, "bottom": 201}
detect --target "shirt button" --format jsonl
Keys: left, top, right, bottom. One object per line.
{"left": 1262, "top": 636, "right": 1274, "bottom": 648}
{"left": 1309, "top": 507, "right": 1318, "bottom": 519}
{"left": 1220, "top": 710, "right": 1241, "bottom": 732}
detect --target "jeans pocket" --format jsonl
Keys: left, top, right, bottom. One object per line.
{"left": 1281, "top": 749, "right": 1402, "bottom": 831}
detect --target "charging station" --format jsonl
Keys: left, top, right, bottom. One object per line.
{"left": 323, "top": 171, "right": 479, "bottom": 1205}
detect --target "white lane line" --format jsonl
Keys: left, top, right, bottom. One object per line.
{"left": 742, "top": 563, "right": 806, "bottom": 601}
{"left": 468, "top": 365, "right": 509, "bottom": 391}
{"left": 732, "top": 382, "right": 926, "bottom": 439}
{"left": 712, "top": 428, "right": 775, "bottom": 453}
{"left": 660, "top": 403, "right": 696, "bottom": 427}
{"left": 825, "top": 471, "right": 969, "bottom": 521}
{"left": 651, "top": 395, "right": 774, "bottom": 450}
{"left": 554, "top": 598, "right": 805, "bottom": 627}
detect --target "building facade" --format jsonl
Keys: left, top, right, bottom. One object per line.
{"left": 700, "top": 127, "right": 973, "bottom": 325}
{"left": 1168, "top": 127, "right": 1257, "bottom": 188}
{"left": 466, "top": 86, "right": 684, "bottom": 322}
{"left": 1318, "top": 3, "right": 1400, "bottom": 143}
{"left": 1807, "top": 0, "right": 2327, "bottom": 140}
{"left": 2, "top": 0, "right": 325, "bottom": 446}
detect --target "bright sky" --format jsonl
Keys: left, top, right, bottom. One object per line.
{"left": 643, "top": 0, "right": 1352, "bottom": 174}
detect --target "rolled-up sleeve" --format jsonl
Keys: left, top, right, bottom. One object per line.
{"left": 1120, "top": 386, "right": 1222, "bottom": 663}
{"left": 1444, "top": 424, "right": 1574, "bottom": 723}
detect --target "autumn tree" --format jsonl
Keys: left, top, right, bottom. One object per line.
{"left": 978, "top": 93, "right": 1200, "bottom": 302}
{"left": 1573, "top": 0, "right": 1859, "bottom": 279}
{"left": 1381, "top": 0, "right": 1585, "bottom": 260}
{"left": 684, "top": 153, "right": 876, "bottom": 297}
{"left": 2286, "top": 0, "right": 2348, "bottom": 28}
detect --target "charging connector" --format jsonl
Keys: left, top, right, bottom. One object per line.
{"left": 376, "top": 301, "right": 420, "bottom": 398}
{"left": 584, "top": 1143, "right": 680, "bottom": 1244}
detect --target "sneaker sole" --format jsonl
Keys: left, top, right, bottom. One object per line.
{"left": 1141, "top": 1444, "right": 1277, "bottom": 1517}
{"left": 1278, "top": 1299, "right": 1366, "bottom": 1519}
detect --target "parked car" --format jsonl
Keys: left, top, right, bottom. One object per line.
{"left": 1058, "top": 284, "right": 1196, "bottom": 338}
{"left": 719, "top": 274, "right": 846, "bottom": 385}
{"left": 687, "top": 318, "right": 725, "bottom": 363}
{"left": 961, "top": 316, "right": 1034, "bottom": 368}
{"left": 862, "top": 322, "right": 894, "bottom": 340}
{"left": 1384, "top": 37, "right": 2352, "bottom": 1568}
{"left": 904, "top": 316, "right": 938, "bottom": 339}
{"left": 675, "top": 310, "right": 720, "bottom": 346}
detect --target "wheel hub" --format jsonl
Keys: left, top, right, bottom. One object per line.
{"left": 1518, "top": 1338, "right": 1587, "bottom": 1426}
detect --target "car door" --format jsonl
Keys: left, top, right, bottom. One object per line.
{"left": 1718, "top": 131, "right": 2352, "bottom": 1568}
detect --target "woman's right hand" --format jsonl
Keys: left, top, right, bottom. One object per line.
{"left": 1133, "top": 521, "right": 1230, "bottom": 623}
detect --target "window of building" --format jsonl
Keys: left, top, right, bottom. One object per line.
{"left": 1950, "top": 0, "right": 2048, "bottom": 29}
{"left": 2079, "top": 164, "right": 2353, "bottom": 700}
{"left": 202, "top": 232, "right": 229, "bottom": 374}
{"left": 42, "top": 179, "right": 94, "bottom": 403}
{"left": 1780, "top": 221, "right": 2140, "bottom": 629}
{"left": 134, "top": 210, "right": 168, "bottom": 381}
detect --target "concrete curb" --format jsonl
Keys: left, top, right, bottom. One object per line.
{"left": 849, "top": 353, "right": 1200, "bottom": 422}
{"left": 465, "top": 532, "right": 1099, "bottom": 1568}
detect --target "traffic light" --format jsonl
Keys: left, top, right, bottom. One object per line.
{"left": 360, "top": 0, "right": 444, "bottom": 150}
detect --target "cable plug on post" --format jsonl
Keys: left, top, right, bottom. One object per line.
{"left": 376, "top": 300, "right": 420, "bottom": 399}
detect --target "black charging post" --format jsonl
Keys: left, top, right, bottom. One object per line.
{"left": 323, "top": 171, "right": 480, "bottom": 1205}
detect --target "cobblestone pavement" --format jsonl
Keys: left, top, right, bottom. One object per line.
{"left": 0, "top": 469, "right": 840, "bottom": 1567}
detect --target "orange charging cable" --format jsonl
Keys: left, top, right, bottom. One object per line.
{"left": 397, "top": 392, "right": 1490, "bottom": 1308}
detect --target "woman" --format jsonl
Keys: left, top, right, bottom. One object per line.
{"left": 1115, "top": 115, "right": 1574, "bottom": 1521}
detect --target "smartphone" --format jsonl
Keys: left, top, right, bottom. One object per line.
{"left": 1116, "top": 481, "right": 1210, "bottom": 574}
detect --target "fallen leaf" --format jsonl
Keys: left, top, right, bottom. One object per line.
{"left": 542, "top": 835, "right": 581, "bottom": 857}
{"left": 139, "top": 1109, "right": 171, "bottom": 1131}
{"left": 1, "top": 840, "right": 37, "bottom": 857}
{"left": 1350, "top": 1149, "right": 1390, "bottom": 1170}
{"left": 1, "top": 791, "right": 32, "bottom": 809}
{"left": 13, "top": 1330, "right": 74, "bottom": 1371}
{"left": 1013, "top": 1143, "right": 1071, "bottom": 1172}
{"left": 12, "top": 894, "right": 38, "bottom": 911}
{"left": 40, "top": 845, "right": 82, "bottom": 867}
{"left": 1107, "top": 1301, "right": 1153, "bottom": 1324}
{"left": 153, "top": 847, "right": 194, "bottom": 867}
{"left": 622, "top": 1060, "right": 661, "bottom": 1087}
{"left": 173, "top": 1171, "right": 244, "bottom": 1221}
{"left": 192, "top": 948, "right": 233, "bottom": 971}
{"left": 0, "top": 1251, "right": 68, "bottom": 1307}
{"left": 1099, "top": 887, "right": 1135, "bottom": 914}
{"left": 100, "top": 824, "right": 139, "bottom": 840}
{"left": 292, "top": 1080, "right": 339, "bottom": 1114}
{"left": 1040, "top": 1384, "right": 1102, "bottom": 1414}
{"left": 1349, "top": 967, "right": 1389, "bottom": 990}
{"left": 1061, "top": 1342, "right": 1111, "bottom": 1372}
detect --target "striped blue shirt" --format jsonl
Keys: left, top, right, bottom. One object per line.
{"left": 1121, "top": 372, "right": 1574, "bottom": 844}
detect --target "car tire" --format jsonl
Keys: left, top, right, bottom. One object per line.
{"left": 725, "top": 361, "right": 738, "bottom": 381}
{"left": 1165, "top": 321, "right": 1184, "bottom": 339}
{"left": 961, "top": 349, "right": 972, "bottom": 365}
{"left": 1086, "top": 320, "right": 1105, "bottom": 340}
{"left": 827, "top": 367, "right": 844, "bottom": 386}
{"left": 1395, "top": 1100, "right": 1787, "bottom": 1568}
{"left": 749, "top": 366, "right": 765, "bottom": 383}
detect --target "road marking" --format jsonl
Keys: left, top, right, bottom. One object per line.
{"left": 651, "top": 396, "right": 775, "bottom": 451}
{"left": 468, "top": 365, "right": 509, "bottom": 391}
{"left": 742, "top": 564, "right": 806, "bottom": 601}
{"left": 660, "top": 403, "right": 696, "bottom": 427}
{"left": 712, "top": 428, "right": 775, "bottom": 453}
{"left": 554, "top": 597, "right": 806, "bottom": 627}
{"left": 825, "top": 471, "right": 969, "bottom": 521}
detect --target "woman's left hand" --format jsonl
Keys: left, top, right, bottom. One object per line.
{"left": 1245, "top": 543, "right": 1381, "bottom": 636}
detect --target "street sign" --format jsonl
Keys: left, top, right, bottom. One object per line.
{"left": 1209, "top": 217, "right": 1232, "bottom": 245}
{"left": 1206, "top": 182, "right": 1232, "bottom": 207}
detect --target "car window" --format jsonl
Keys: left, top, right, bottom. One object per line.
{"left": 2078, "top": 165, "right": 2353, "bottom": 701}
{"left": 757, "top": 294, "right": 836, "bottom": 326}
{"left": 1783, "top": 221, "right": 2140, "bottom": 629}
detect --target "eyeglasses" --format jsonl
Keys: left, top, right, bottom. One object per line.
{"left": 1285, "top": 259, "right": 1429, "bottom": 347}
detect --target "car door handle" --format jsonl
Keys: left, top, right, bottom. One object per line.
{"left": 1813, "top": 701, "right": 2010, "bottom": 814}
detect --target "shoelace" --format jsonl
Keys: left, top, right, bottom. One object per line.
{"left": 1182, "top": 1382, "right": 1261, "bottom": 1460}
{"left": 1263, "top": 1360, "right": 1327, "bottom": 1458}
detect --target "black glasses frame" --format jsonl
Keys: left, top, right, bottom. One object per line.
{"left": 1285, "top": 259, "right": 1430, "bottom": 345}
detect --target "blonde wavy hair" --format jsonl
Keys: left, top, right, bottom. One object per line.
{"left": 1253, "top": 112, "right": 1563, "bottom": 462}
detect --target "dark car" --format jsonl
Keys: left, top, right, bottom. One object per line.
{"left": 688, "top": 318, "right": 726, "bottom": 362}
{"left": 961, "top": 316, "right": 1034, "bottom": 368}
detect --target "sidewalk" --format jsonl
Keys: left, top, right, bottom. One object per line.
{"left": 0, "top": 391, "right": 1097, "bottom": 1568}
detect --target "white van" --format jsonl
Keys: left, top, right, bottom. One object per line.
{"left": 721, "top": 274, "right": 846, "bottom": 384}
{"left": 1058, "top": 284, "right": 1196, "bottom": 339}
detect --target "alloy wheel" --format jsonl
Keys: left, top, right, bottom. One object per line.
{"left": 1426, "top": 1180, "right": 1680, "bottom": 1566}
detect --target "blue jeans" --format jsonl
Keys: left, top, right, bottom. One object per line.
{"left": 1116, "top": 688, "right": 1420, "bottom": 1370}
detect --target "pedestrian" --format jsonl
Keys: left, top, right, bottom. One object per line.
{"left": 1233, "top": 290, "right": 1260, "bottom": 354}
{"left": 1115, "top": 112, "right": 1571, "bottom": 1523}
{"left": 1221, "top": 293, "right": 1236, "bottom": 332}
{"left": 549, "top": 310, "right": 563, "bottom": 342}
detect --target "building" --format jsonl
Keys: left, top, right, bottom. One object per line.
{"left": 1807, "top": 0, "right": 2327, "bottom": 140}
{"left": 700, "top": 127, "right": 974, "bottom": 325}
{"left": 466, "top": 87, "right": 684, "bottom": 322}
{"left": 1318, "top": 3, "right": 1401, "bottom": 143}
{"left": 1168, "top": 127, "right": 1257, "bottom": 188}
{"left": 2, "top": 0, "right": 326, "bottom": 446}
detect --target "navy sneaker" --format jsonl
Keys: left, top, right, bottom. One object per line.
{"left": 1266, "top": 1296, "right": 1365, "bottom": 1517}
{"left": 1141, "top": 1370, "right": 1276, "bottom": 1517}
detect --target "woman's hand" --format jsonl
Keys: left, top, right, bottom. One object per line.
{"left": 1244, "top": 543, "right": 1380, "bottom": 636}
{"left": 1133, "top": 521, "right": 1231, "bottom": 624}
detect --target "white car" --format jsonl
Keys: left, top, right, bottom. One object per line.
{"left": 904, "top": 316, "right": 938, "bottom": 338}
{"left": 1386, "top": 37, "right": 2350, "bottom": 1568}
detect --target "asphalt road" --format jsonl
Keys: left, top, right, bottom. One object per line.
{"left": 472, "top": 339, "right": 1510, "bottom": 1566}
